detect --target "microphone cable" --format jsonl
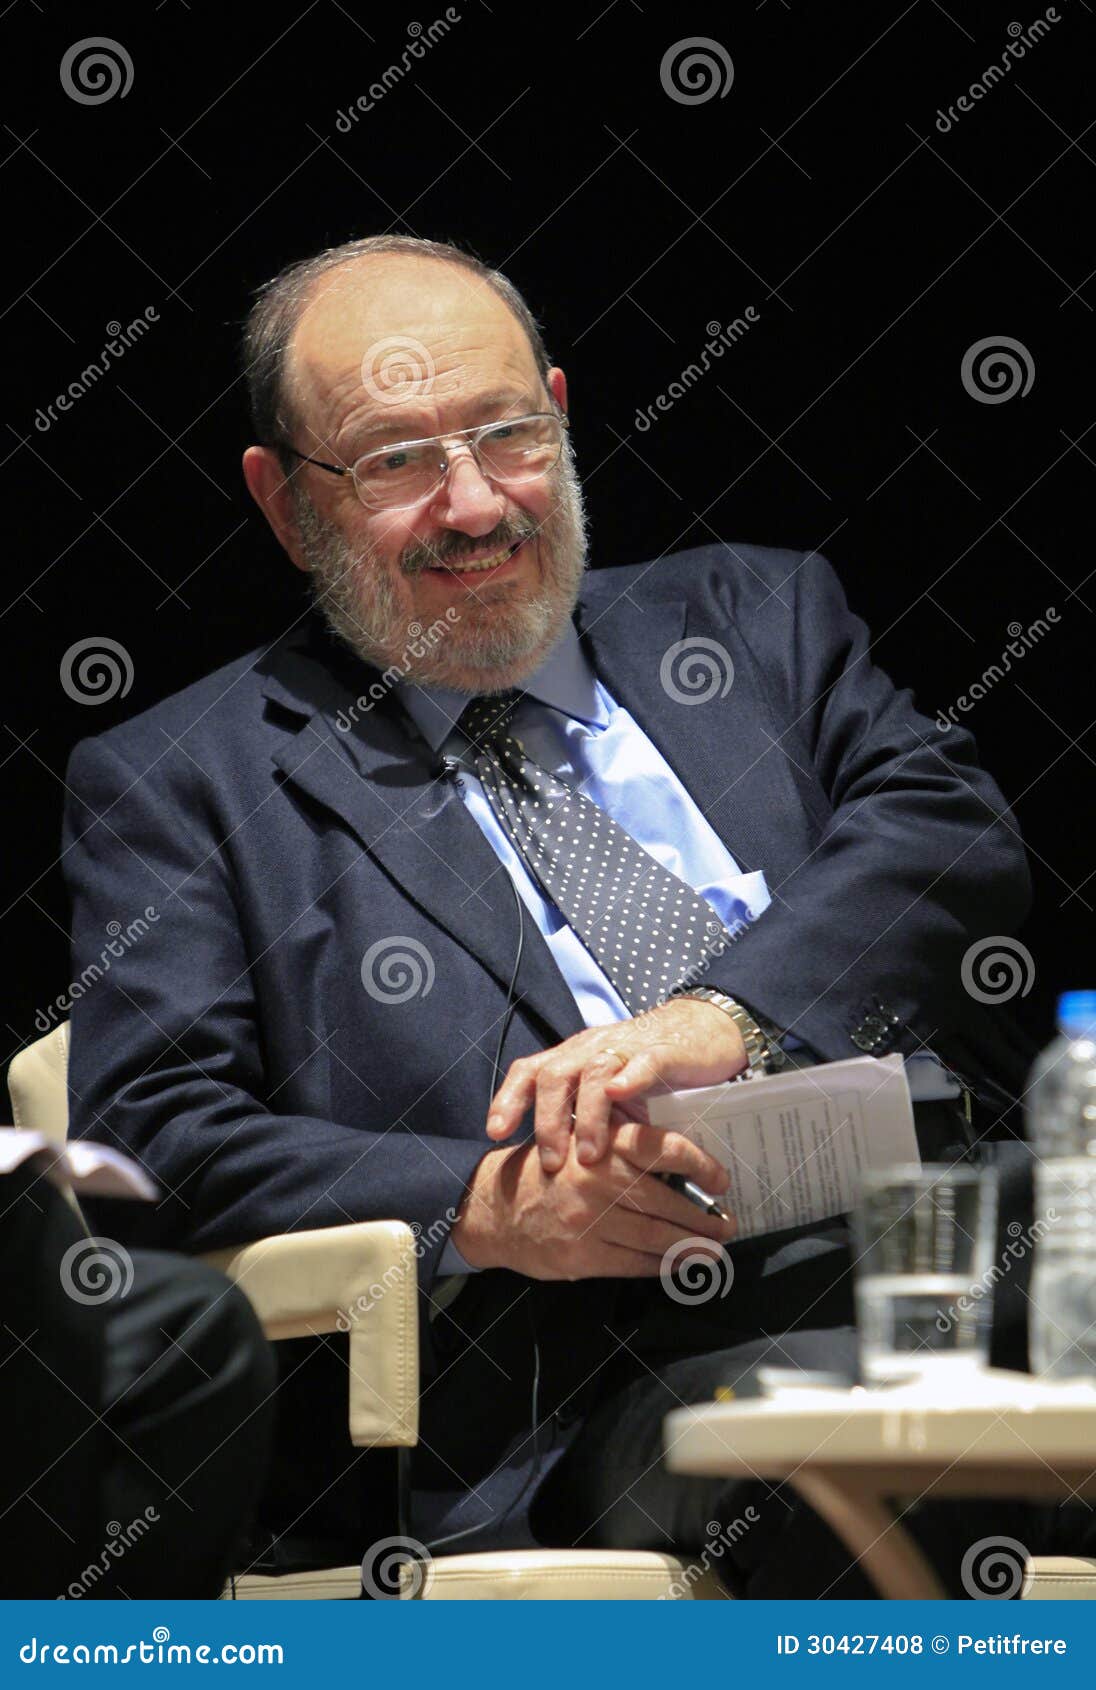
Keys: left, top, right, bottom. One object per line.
{"left": 422, "top": 757, "right": 548, "bottom": 1554}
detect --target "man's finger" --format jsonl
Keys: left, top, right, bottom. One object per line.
{"left": 571, "top": 1052, "right": 627, "bottom": 1165}
{"left": 602, "top": 1046, "right": 669, "bottom": 1098}
{"left": 601, "top": 1206, "right": 732, "bottom": 1261}
{"left": 485, "top": 1054, "right": 546, "bottom": 1141}
{"left": 531, "top": 1066, "right": 579, "bottom": 1172}
{"left": 617, "top": 1171, "right": 737, "bottom": 1241}
{"left": 612, "top": 1119, "right": 732, "bottom": 1193}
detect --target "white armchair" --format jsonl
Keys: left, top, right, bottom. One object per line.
{"left": 17, "top": 1023, "right": 1087, "bottom": 1599}
{"left": 6, "top": 1024, "right": 728, "bottom": 1600}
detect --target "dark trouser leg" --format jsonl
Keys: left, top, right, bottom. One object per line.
{"left": 530, "top": 1080, "right": 1053, "bottom": 1600}
{"left": 0, "top": 1165, "right": 106, "bottom": 1597}
{"left": 530, "top": 1325, "right": 1051, "bottom": 1597}
{"left": 0, "top": 1161, "right": 276, "bottom": 1598}
{"left": 94, "top": 1251, "right": 277, "bottom": 1597}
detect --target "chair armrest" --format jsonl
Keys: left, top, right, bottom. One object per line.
{"left": 202, "top": 1221, "right": 419, "bottom": 1449}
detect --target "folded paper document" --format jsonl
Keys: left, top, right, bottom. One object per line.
{"left": 647, "top": 1054, "right": 920, "bottom": 1239}
{"left": 0, "top": 1128, "right": 159, "bottom": 1200}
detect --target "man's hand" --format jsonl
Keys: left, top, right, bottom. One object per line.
{"left": 485, "top": 997, "right": 748, "bottom": 1171}
{"left": 451, "top": 1113, "right": 735, "bottom": 1279}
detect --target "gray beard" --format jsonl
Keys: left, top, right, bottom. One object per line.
{"left": 291, "top": 440, "right": 590, "bottom": 693}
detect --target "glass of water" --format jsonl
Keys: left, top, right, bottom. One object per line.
{"left": 852, "top": 1163, "right": 998, "bottom": 1385}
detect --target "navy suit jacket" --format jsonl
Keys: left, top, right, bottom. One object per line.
{"left": 61, "top": 542, "right": 1036, "bottom": 1545}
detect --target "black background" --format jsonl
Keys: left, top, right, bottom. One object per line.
{"left": 4, "top": 3, "right": 1093, "bottom": 1074}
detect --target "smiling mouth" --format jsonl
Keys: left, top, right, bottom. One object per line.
{"left": 424, "top": 539, "right": 528, "bottom": 576}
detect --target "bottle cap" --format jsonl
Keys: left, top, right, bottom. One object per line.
{"left": 1057, "top": 991, "right": 1096, "bottom": 1038}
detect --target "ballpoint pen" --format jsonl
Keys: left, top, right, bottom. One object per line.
{"left": 664, "top": 1172, "right": 732, "bottom": 1225}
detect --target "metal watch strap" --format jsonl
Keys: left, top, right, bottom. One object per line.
{"left": 666, "top": 985, "right": 785, "bottom": 1077}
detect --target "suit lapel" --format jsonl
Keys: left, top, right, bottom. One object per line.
{"left": 258, "top": 561, "right": 818, "bottom": 1046}
{"left": 574, "top": 571, "right": 819, "bottom": 886}
{"left": 260, "top": 620, "right": 585, "bottom": 1045}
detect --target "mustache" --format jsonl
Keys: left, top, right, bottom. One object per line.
{"left": 399, "top": 518, "right": 542, "bottom": 577}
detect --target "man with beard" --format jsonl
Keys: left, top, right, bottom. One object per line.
{"left": 63, "top": 234, "right": 1047, "bottom": 1596}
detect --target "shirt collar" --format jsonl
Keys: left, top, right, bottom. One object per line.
{"left": 395, "top": 617, "right": 604, "bottom": 753}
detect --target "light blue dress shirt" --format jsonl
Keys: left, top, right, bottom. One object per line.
{"left": 397, "top": 621, "right": 958, "bottom": 1273}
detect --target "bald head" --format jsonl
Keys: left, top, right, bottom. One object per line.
{"left": 242, "top": 233, "right": 555, "bottom": 453}
{"left": 285, "top": 254, "right": 548, "bottom": 464}
{"left": 240, "top": 234, "right": 585, "bottom": 696}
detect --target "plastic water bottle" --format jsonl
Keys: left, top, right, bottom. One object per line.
{"left": 1028, "top": 991, "right": 1096, "bottom": 1379}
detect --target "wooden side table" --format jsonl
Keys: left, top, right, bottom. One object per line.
{"left": 663, "top": 1368, "right": 1096, "bottom": 1598}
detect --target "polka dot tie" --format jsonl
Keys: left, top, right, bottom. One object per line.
{"left": 458, "top": 691, "right": 734, "bottom": 1015}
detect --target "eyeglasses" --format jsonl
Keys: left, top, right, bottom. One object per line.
{"left": 277, "top": 411, "right": 569, "bottom": 512}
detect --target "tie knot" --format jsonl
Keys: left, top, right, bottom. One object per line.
{"left": 458, "top": 689, "right": 522, "bottom": 750}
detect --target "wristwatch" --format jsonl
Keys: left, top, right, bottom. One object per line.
{"left": 666, "top": 985, "right": 786, "bottom": 1078}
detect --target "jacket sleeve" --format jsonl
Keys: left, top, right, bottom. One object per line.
{"left": 60, "top": 734, "right": 491, "bottom": 1287}
{"left": 701, "top": 550, "right": 1033, "bottom": 1066}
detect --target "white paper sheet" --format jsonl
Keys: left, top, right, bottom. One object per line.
{"left": 647, "top": 1054, "right": 920, "bottom": 1239}
{"left": 0, "top": 1129, "right": 159, "bottom": 1200}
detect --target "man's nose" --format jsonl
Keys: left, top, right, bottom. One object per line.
{"left": 432, "top": 445, "right": 506, "bottom": 535}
